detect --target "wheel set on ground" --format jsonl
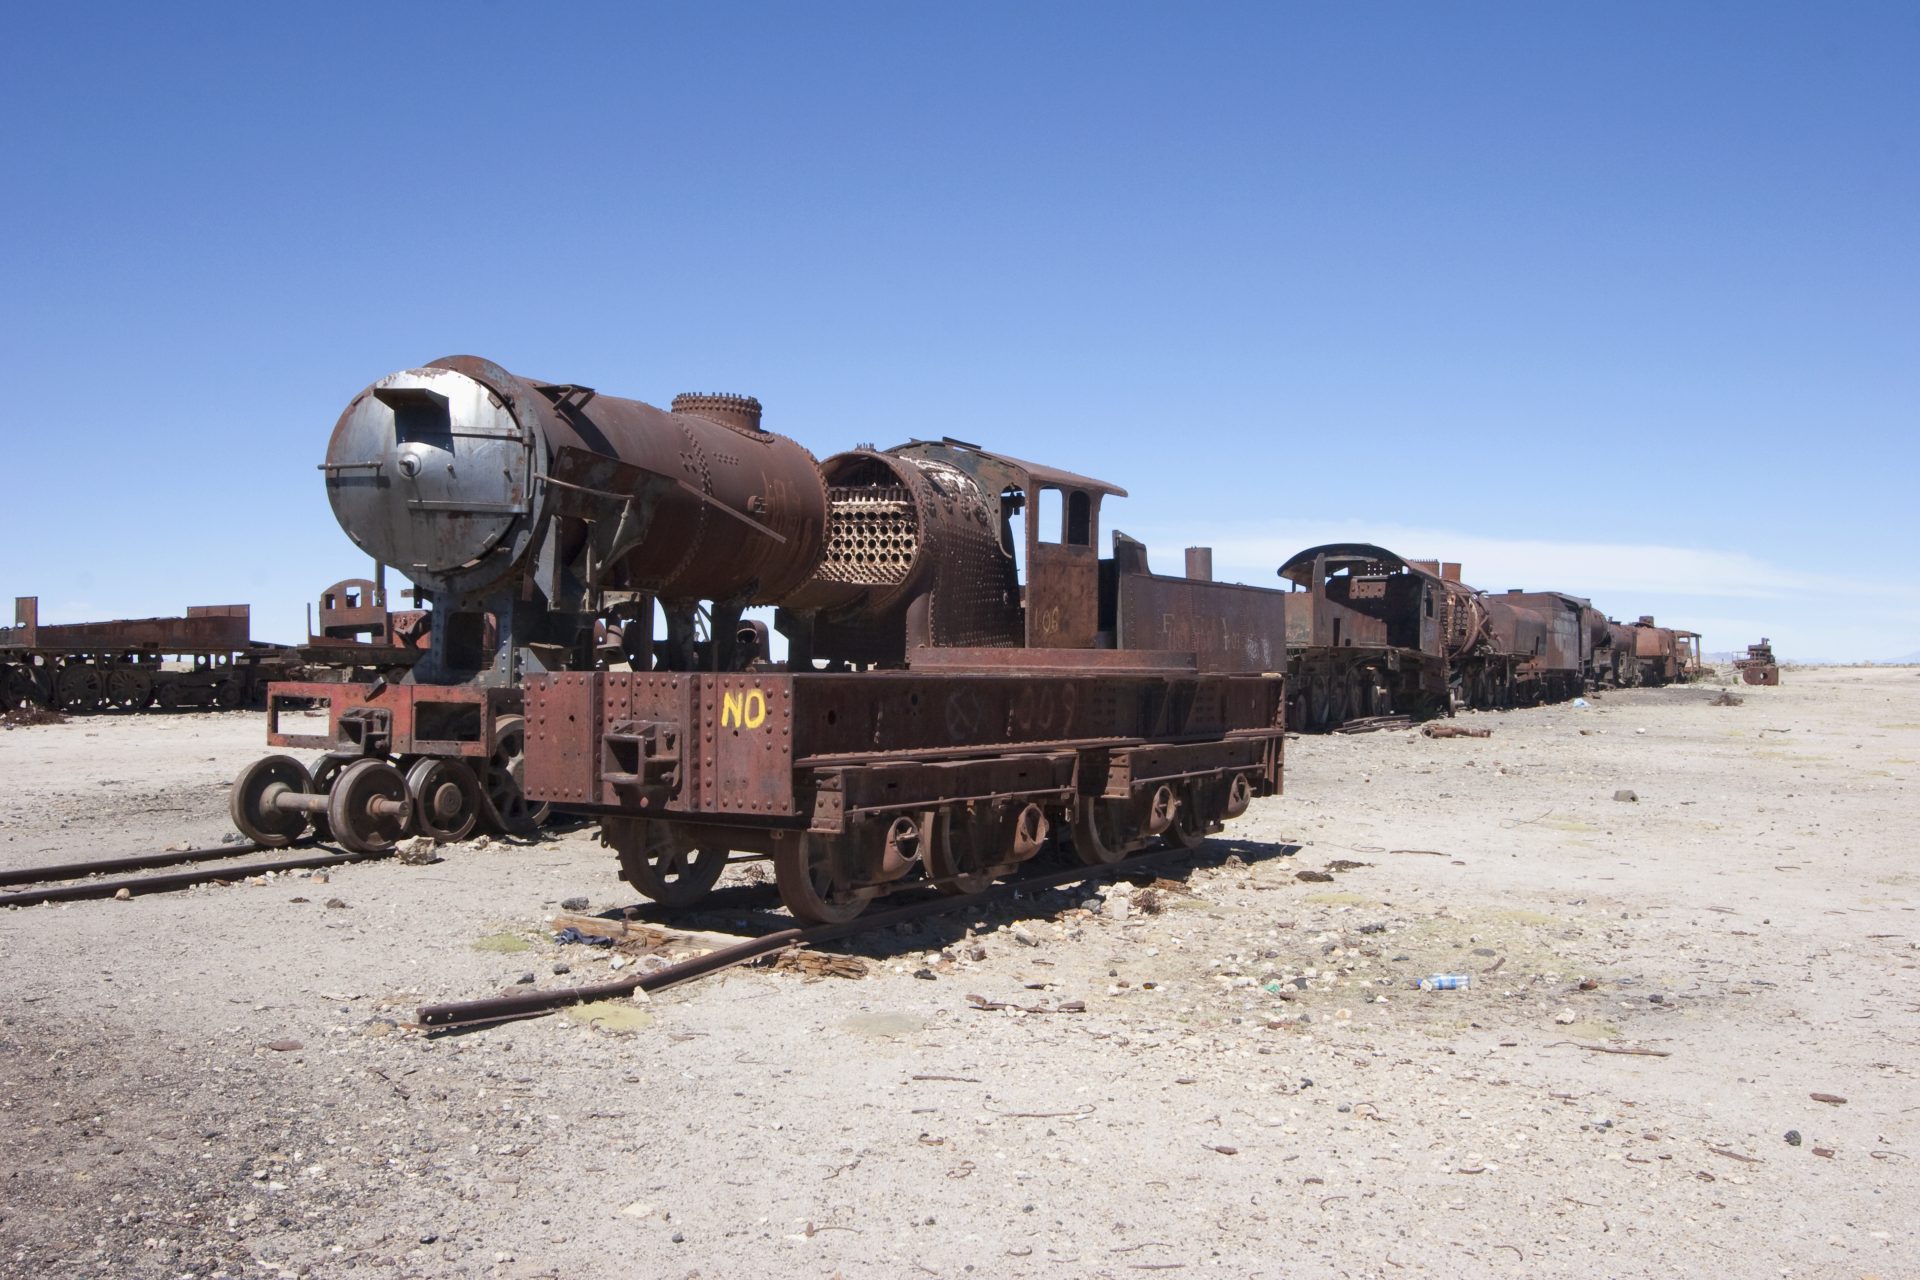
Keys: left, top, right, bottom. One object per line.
{"left": 231, "top": 748, "right": 513, "bottom": 854}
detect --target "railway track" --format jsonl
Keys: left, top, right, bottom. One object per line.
{"left": 417, "top": 838, "right": 1273, "bottom": 1032}
{"left": 0, "top": 839, "right": 389, "bottom": 908}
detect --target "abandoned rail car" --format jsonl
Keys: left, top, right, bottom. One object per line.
{"left": 0, "top": 596, "right": 289, "bottom": 713}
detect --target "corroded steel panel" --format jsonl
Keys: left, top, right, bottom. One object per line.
{"left": 1117, "top": 574, "right": 1286, "bottom": 673}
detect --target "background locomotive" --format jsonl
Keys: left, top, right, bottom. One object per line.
{"left": 230, "top": 357, "right": 1290, "bottom": 924}
{"left": 1277, "top": 543, "right": 1704, "bottom": 730}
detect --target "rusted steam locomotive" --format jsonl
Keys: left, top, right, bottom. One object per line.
{"left": 231, "top": 358, "right": 1289, "bottom": 923}
{"left": 1276, "top": 543, "right": 1702, "bottom": 730}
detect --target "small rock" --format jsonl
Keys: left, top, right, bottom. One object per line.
{"left": 1296, "top": 870, "right": 1334, "bottom": 883}
{"left": 1649, "top": 994, "right": 1665, "bottom": 1004}
{"left": 609, "top": 955, "right": 629, "bottom": 971}
{"left": 395, "top": 836, "right": 438, "bottom": 865}
{"left": 266, "top": 1040, "right": 303, "bottom": 1053}
{"left": 514, "top": 972, "right": 535, "bottom": 985}
{"left": 471, "top": 836, "right": 492, "bottom": 850}
{"left": 1784, "top": 1130, "right": 1802, "bottom": 1146}
{"left": 670, "top": 1232, "right": 685, "bottom": 1244}
{"left": 913, "top": 968, "right": 937, "bottom": 980}
{"left": 966, "top": 943, "right": 988, "bottom": 962}
{"left": 1010, "top": 925, "right": 1039, "bottom": 947}
{"left": 552, "top": 963, "right": 572, "bottom": 976}
{"left": 325, "top": 897, "right": 348, "bottom": 909}
{"left": 1613, "top": 789, "right": 1638, "bottom": 803}
{"left": 560, "top": 896, "right": 589, "bottom": 912}
{"left": 113, "top": 887, "right": 132, "bottom": 901}
{"left": 1554, "top": 1008, "right": 1577, "bottom": 1025}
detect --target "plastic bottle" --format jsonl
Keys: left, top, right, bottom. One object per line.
{"left": 1414, "top": 974, "right": 1471, "bottom": 991}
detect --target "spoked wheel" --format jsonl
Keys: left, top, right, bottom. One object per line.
{"left": 326, "top": 758, "right": 411, "bottom": 853}
{"left": 55, "top": 664, "right": 104, "bottom": 713}
{"left": 215, "top": 677, "right": 249, "bottom": 710}
{"left": 479, "top": 714, "right": 550, "bottom": 836}
{"left": 406, "top": 757, "right": 482, "bottom": 843}
{"left": 230, "top": 755, "right": 315, "bottom": 847}
{"left": 607, "top": 818, "right": 729, "bottom": 907}
{"left": 924, "top": 807, "right": 994, "bottom": 896}
{"left": 773, "top": 832, "right": 867, "bottom": 925}
{"left": 308, "top": 754, "right": 351, "bottom": 842}
{"left": 1162, "top": 784, "right": 1208, "bottom": 850}
{"left": 156, "top": 682, "right": 184, "bottom": 710}
{"left": 105, "top": 666, "right": 154, "bottom": 711}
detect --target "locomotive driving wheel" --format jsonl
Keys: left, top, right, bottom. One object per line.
{"left": 56, "top": 663, "right": 104, "bottom": 713}
{"left": 479, "top": 715, "right": 550, "bottom": 836}
{"left": 607, "top": 818, "right": 729, "bottom": 907}
{"left": 105, "top": 665, "right": 153, "bottom": 711}
{"left": 774, "top": 832, "right": 867, "bottom": 925}
{"left": 406, "top": 757, "right": 482, "bottom": 843}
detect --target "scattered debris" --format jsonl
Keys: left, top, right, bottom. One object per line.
{"left": 1296, "top": 869, "right": 1335, "bottom": 883}
{"left": 1423, "top": 723, "right": 1492, "bottom": 739}
{"left": 1326, "top": 859, "right": 1370, "bottom": 873}
{"left": 965, "top": 993, "right": 1086, "bottom": 1014}
{"left": 265, "top": 1040, "right": 303, "bottom": 1053}
{"left": 768, "top": 948, "right": 868, "bottom": 980}
{"left": 1614, "top": 789, "right": 1639, "bottom": 803}
{"left": 1810, "top": 1092, "right": 1847, "bottom": 1105}
{"left": 560, "top": 896, "right": 590, "bottom": 912}
{"left": 1711, "top": 692, "right": 1744, "bottom": 706}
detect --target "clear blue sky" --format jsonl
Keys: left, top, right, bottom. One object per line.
{"left": 3, "top": 3, "right": 1914, "bottom": 658}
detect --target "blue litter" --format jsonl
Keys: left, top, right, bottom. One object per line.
{"left": 553, "top": 927, "right": 614, "bottom": 947}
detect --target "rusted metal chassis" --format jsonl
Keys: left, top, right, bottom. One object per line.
{"left": 266, "top": 680, "right": 520, "bottom": 760}
{"left": 526, "top": 669, "right": 1283, "bottom": 891}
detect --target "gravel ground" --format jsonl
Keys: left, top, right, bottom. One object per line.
{"left": 2, "top": 667, "right": 1915, "bottom": 1279}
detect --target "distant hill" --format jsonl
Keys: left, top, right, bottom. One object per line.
{"left": 1877, "top": 650, "right": 1920, "bottom": 665}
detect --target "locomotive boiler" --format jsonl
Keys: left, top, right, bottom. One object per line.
{"left": 233, "top": 356, "right": 829, "bottom": 851}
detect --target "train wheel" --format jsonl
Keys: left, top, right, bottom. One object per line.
{"left": 1162, "top": 784, "right": 1208, "bottom": 851}
{"left": 156, "top": 681, "right": 184, "bottom": 710}
{"left": 326, "top": 758, "right": 411, "bottom": 853}
{"left": 479, "top": 715, "right": 550, "bottom": 836}
{"left": 406, "top": 757, "right": 482, "bottom": 843}
{"left": 608, "top": 818, "right": 728, "bottom": 907}
{"left": 56, "top": 664, "right": 103, "bottom": 713}
{"left": 230, "top": 755, "right": 314, "bottom": 847}
{"left": 924, "top": 807, "right": 994, "bottom": 896}
{"left": 105, "top": 666, "right": 152, "bottom": 711}
{"left": 215, "top": 677, "right": 248, "bottom": 710}
{"left": 1223, "top": 772, "right": 1254, "bottom": 819}
{"left": 1073, "top": 797, "right": 1136, "bottom": 866}
{"left": 0, "top": 663, "right": 16, "bottom": 711}
{"left": 774, "top": 833, "right": 866, "bottom": 925}
{"left": 308, "top": 754, "right": 350, "bottom": 842}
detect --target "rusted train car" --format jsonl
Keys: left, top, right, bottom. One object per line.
{"left": 1485, "top": 590, "right": 1609, "bottom": 704}
{"left": 0, "top": 597, "right": 288, "bottom": 713}
{"left": 232, "top": 359, "right": 1289, "bottom": 914}
{"left": 1275, "top": 543, "right": 1713, "bottom": 726}
{"left": 1275, "top": 545, "right": 1516, "bottom": 729}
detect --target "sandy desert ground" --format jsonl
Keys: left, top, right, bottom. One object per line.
{"left": 1, "top": 666, "right": 1915, "bottom": 1279}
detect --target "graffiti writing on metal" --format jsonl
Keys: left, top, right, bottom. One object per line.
{"left": 721, "top": 689, "right": 768, "bottom": 729}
